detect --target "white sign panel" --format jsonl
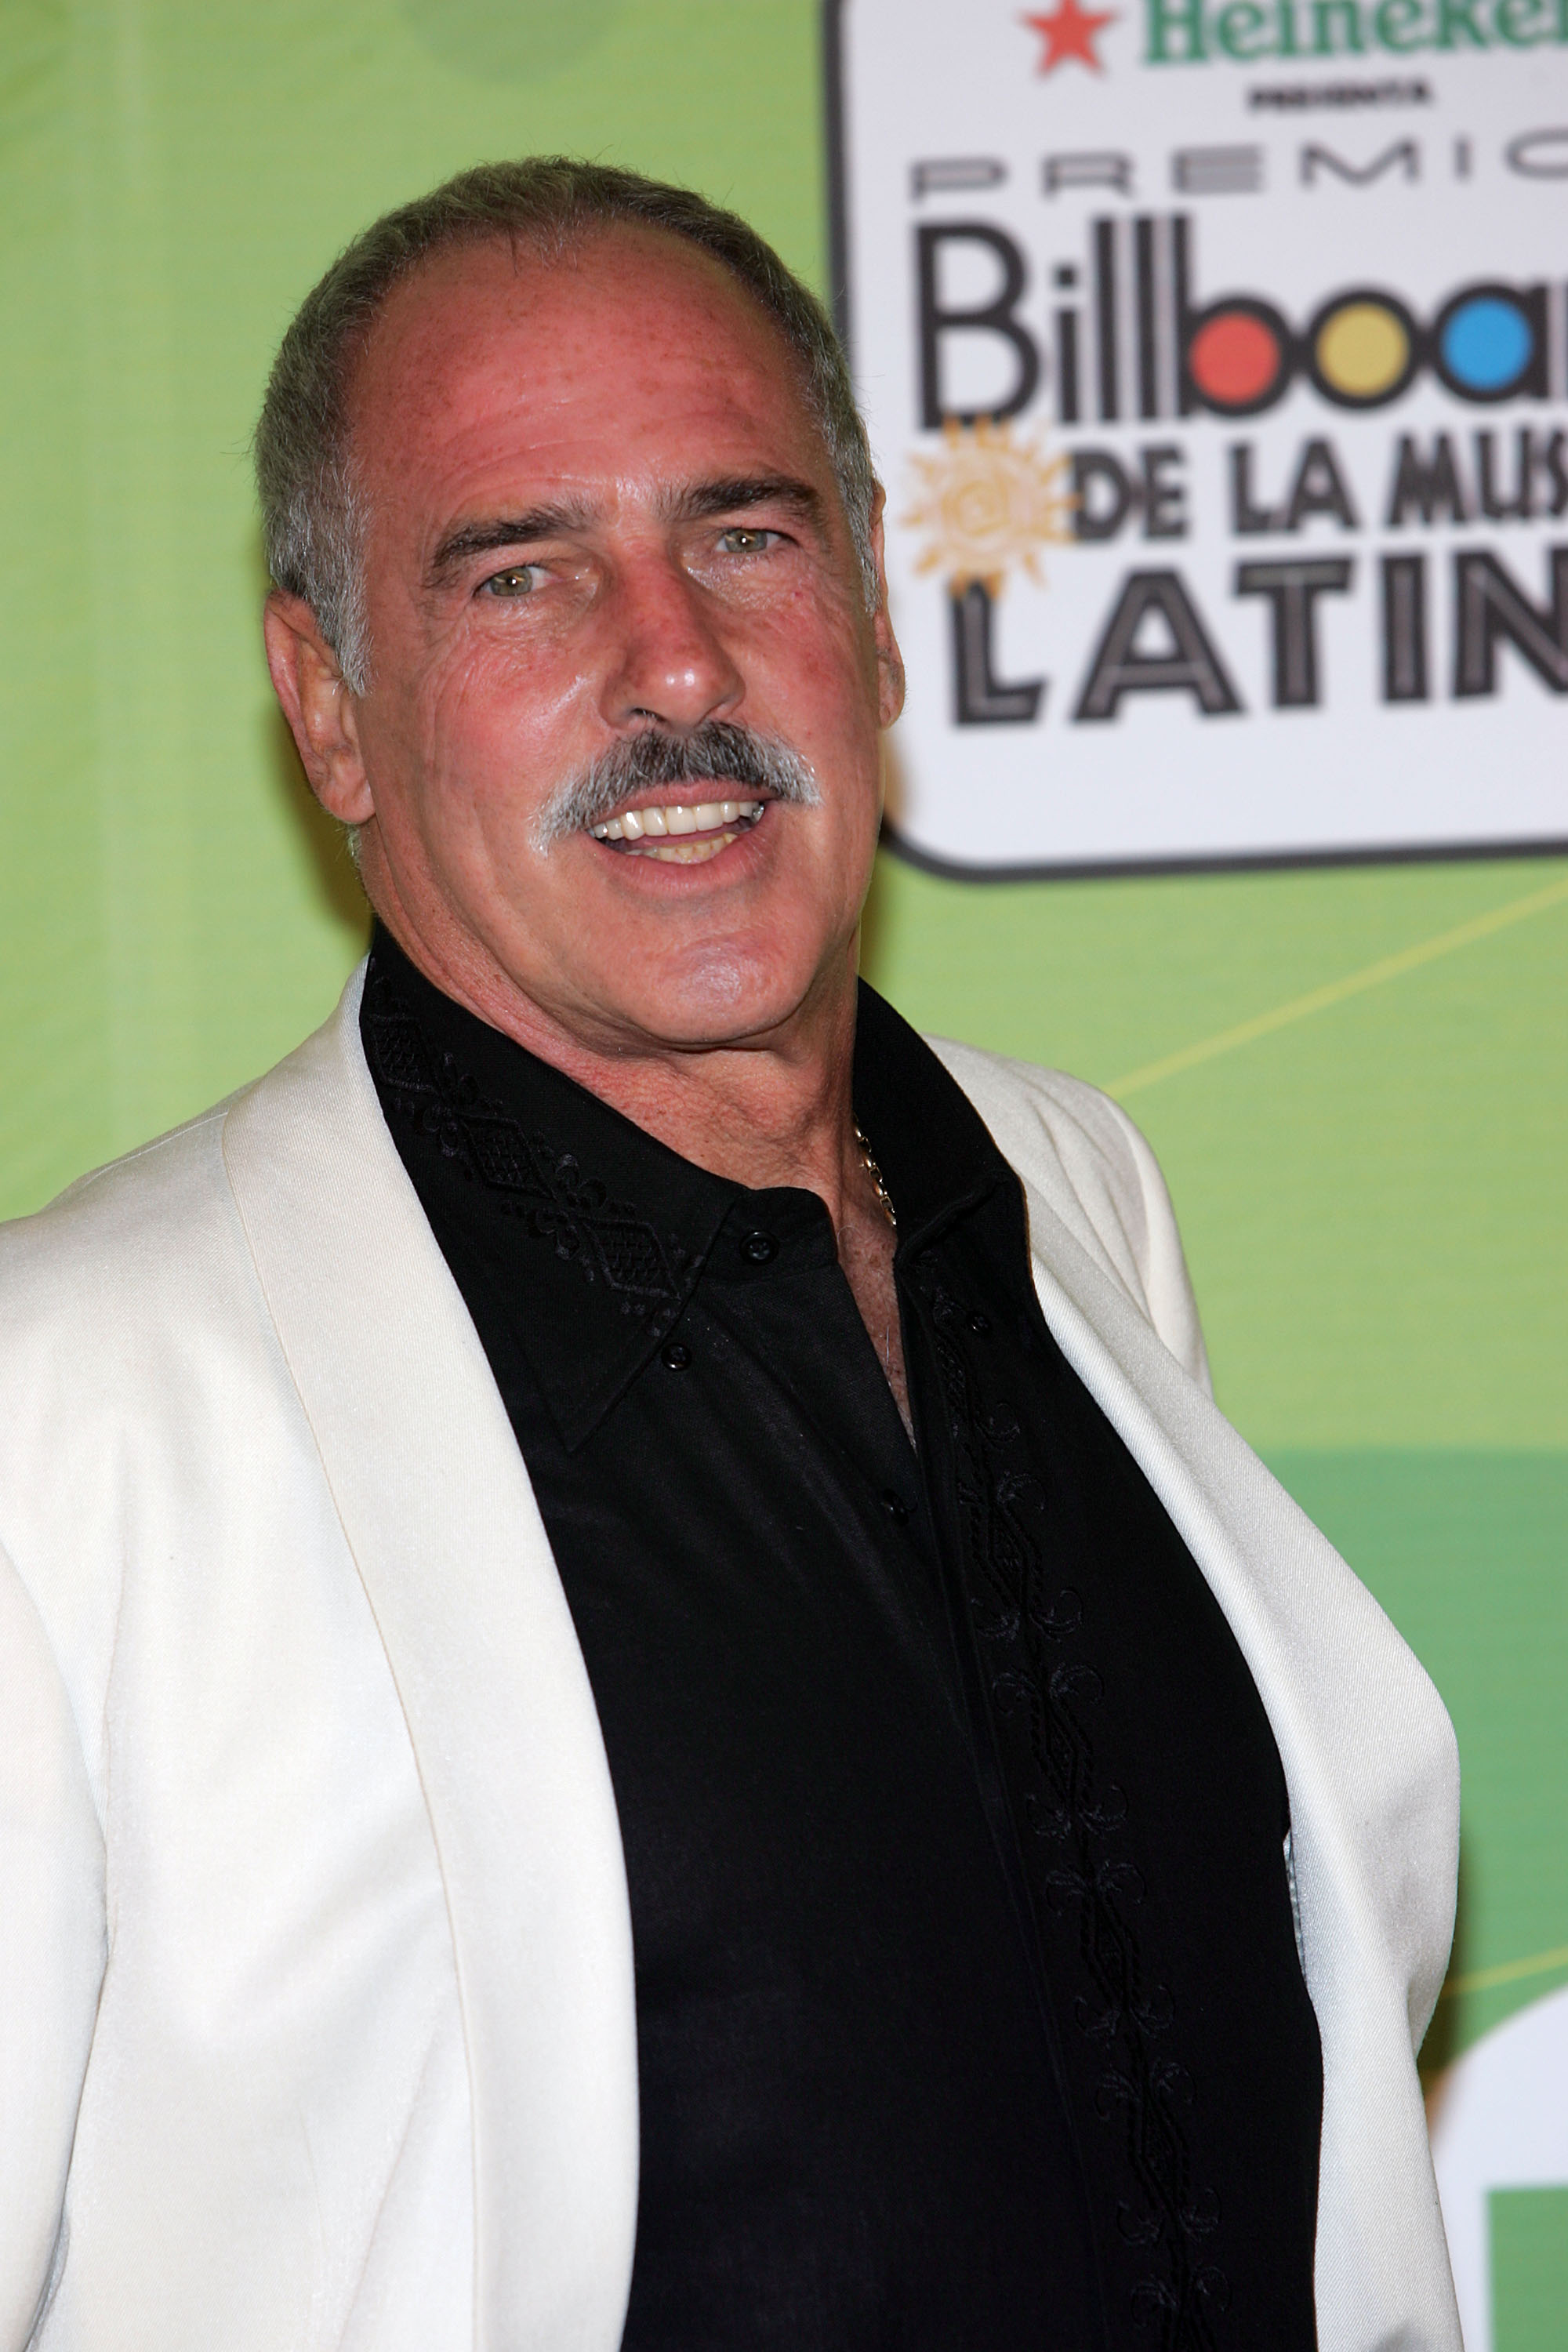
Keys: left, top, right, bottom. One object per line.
{"left": 829, "top": 0, "right": 1568, "bottom": 871}
{"left": 1429, "top": 1984, "right": 1568, "bottom": 2352}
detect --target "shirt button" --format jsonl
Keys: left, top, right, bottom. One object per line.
{"left": 880, "top": 1489, "right": 912, "bottom": 1524}
{"left": 969, "top": 1310, "right": 991, "bottom": 1335}
{"left": 660, "top": 1339, "right": 691, "bottom": 1370}
{"left": 739, "top": 1230, "right": 779, "bottom": 1265}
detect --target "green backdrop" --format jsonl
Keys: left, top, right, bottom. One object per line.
{"left": 2, "top": 0, "right": 1563, "bottom": 2179}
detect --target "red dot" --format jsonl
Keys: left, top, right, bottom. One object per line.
{"left": 1189, "top": 312, "right": 1282, "bottom": 407}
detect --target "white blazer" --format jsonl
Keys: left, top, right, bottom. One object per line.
{"left": 0, "top": 966, "right": 1460, "bottom": 2352}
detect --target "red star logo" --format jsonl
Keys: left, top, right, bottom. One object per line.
{"left": 1022, "top": 0, "right": 1116, "bottom": 71}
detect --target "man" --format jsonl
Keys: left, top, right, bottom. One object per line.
{"left": 0, "top": 160, "right": 1458, "bottom": 2350}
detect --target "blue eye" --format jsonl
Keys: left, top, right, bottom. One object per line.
{"left": 481, "top": 565, "right": 541, "bottom": 598}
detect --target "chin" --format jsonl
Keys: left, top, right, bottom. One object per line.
{"left": 626, "top": 953, "right": 817, "bottom": 1050}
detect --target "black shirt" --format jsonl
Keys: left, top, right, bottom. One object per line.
{"left": 363, "top": 929, "right": 1323, "bottom": 2352}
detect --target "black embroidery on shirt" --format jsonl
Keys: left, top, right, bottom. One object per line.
{"left": 364, "top": 978, "right": 690, "bottom": 1319}
{"left": 913, "top": 1266, "right": 1230, "bottom": 2351}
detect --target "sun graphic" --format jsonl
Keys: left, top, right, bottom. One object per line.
{"left": 903, "top": 418, "right": 1076, "bottom": 594}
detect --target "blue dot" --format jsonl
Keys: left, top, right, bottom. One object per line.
{"left": 1440, "top": 297, "right": 1533, "bottom": 392}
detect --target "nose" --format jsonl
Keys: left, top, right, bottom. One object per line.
{"left": 597, "top": 552, "right": 745, "bottom": 735}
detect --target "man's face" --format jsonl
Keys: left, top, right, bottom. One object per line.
{"left": 328, "top": 227, "right": 902, "bottom": 1058}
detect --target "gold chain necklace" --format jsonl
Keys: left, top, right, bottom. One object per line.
{"left": 854, "top": 1123, "right": 897, "bottom": 1232}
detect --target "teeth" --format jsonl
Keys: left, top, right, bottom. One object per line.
{"left": 589, "top": 800, "right": 765, "bottom": 851}
{"left": 628, "top": 831, "right": 740, "bottom": 864}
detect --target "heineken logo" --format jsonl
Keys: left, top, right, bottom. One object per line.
{"left": 1144, "top": 0, "right": 1568, "bottom": 61}
{"left": 1025, "top": 0, "right": 1120, "bottom": 71}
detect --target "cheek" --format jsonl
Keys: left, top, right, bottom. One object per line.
{"left": 751, "top": 596, "right": 883, "bottom": 748}
{"left": 417, "top": 640, "right": 588, "bottom": 812}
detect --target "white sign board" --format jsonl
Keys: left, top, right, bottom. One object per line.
{"left": 829, "top": 0, "right": 1568, "bottom": 871}
{"left": 1429, "top": 1985, "right": 1568, "bottom": 2352}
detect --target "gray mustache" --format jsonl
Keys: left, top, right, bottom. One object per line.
{"left": 534, "top": 722, "right": 820, "bottom": 851}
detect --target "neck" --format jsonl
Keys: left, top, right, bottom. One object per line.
{"left": 371, "top": 895, "right": 909, "bottom": 1433}
{"left": 373, "top": 909, "right": 869, "bottom": 1232}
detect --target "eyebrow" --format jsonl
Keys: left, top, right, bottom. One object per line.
{"left": 426, "top": 503, "right": 593, "bottom": 585}
{"left": 657, "top": 474, "right": 824, "bottom": 528}
{"left": 425, "top": 474, "right": 825, "bottom": 587}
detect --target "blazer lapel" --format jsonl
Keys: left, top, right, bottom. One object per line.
{"left": 220, "top": 965, "right": 638, "bottom": 2352}
{"left": 1014, "top": 1175, "right": 1461, "bottom": 2352}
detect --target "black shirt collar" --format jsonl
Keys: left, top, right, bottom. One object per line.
{"left": 361, "top": 925, "right": 1012, "bottom": 1446}
{"left": 851, "top": 985, "right": 1014, "bottom": 1258}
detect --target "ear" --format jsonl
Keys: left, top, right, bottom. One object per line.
{"left": 866, "top": 486, "right": 906, "bottom": 730}
{"left": 263, "top": 591, "right": 376, "bottom": 825}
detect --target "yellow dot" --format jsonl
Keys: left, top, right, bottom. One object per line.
{"left": 1316, "top": 302, "right": 1409, "bottom": 397}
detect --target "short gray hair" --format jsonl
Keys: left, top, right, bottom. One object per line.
{"left": 255, "top": 157, "right": 879, "bottom": 693}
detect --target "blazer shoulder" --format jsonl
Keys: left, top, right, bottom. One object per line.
{"left": 926, "top": 1036, "right": 1212, "bottom": 1392}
